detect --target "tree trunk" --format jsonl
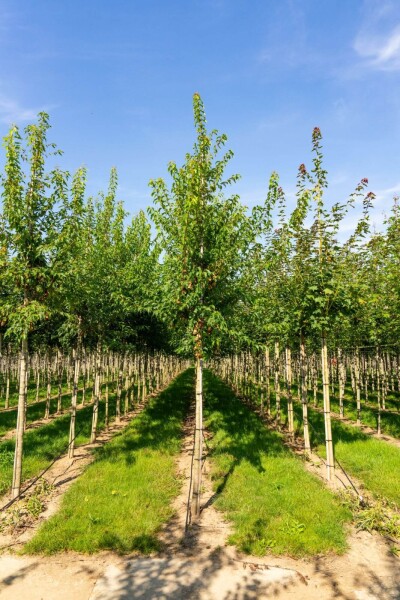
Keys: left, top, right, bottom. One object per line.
{"left": 338, "top": 348, "right": 345, "bottom": 419}
{"left": 90, "top": 346, "right": 101, "bottom": 443}
{"left": 5, "top": 358, "right": 10, "bottom": 410}
{"left": 191, "top": 358, "right": 203, "bottom": 520}
{"left": 44, "top": 353, "right": 52, "bottom": 419}
{"left": 300, "top": 333, "right": 311, "bottom": 454}
{"left": 68, "top": 346, "right": 81, "bottom": 458}
{"left": 265, "top": 346, "right": 271, "bottom": 416}
{"left": 321, "top": 332, "right": 335, "bottom": 482}
{"left": 11, "top": 337, "right": 28, "bottom": 499}
{"left": 285, "top": 347, "right": 294, "bottom": 440}
{"left": 355, "top": 349, "right": 361, "bottom": 426}
{"left": 116, "top": 356, "right": 122, "bottom": 424}
{"left": 105, "top": 358, "right": 110, "bottom": 430}
{"left": 274, "top": 341, "right": 281, "bottom": 426}
{"left": 57, "top": 350, "right": 63, "bottom": 413}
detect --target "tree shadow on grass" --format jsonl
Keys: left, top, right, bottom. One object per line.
{"left": 94, "top": 371, "right": 195, "bottom": 468}
{"left": 202, "top": 371, "right": 287, "bottom": 497}
{"left": 0, "top": 397, "right": 69, "bottom": 437}
{"left": 98, "top": 531, "right": 161, "bottom": 555}
{"left": 0, "top": 392, "right": 122, "bottom": 497}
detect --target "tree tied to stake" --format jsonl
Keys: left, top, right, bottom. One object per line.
{"left": 149, "top": 93, "right": 254, "bottom": 518}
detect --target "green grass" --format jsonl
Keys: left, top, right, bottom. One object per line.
{"left": 259, "top": 377, "right": 400, "bottom": 439}
{"left": 23, "top": 369, "right": 193, "bottom": 555}
{"left": 248, "top": 377, "right": 400, "bottom": 439}
{"left": 203, "top": 371, "right": 351, "bottom": 558}
{"left": 263, "top": 389, "right": 400, "bottom": 507}
{"left": 0, "top": 388, "right": 91, "bottom": 438}
{"left": 328, "top": 388, "right": 400, "bottom": 439}
{"left": 296, "top": 404, "right": 400, "bottom": 506}
{"left": 0, "top": 384, "right": 123, "bottom": 497}
{"left": 0, "top": 375, "right": 88, "bottom": 410}
{"left": 299, "top": 378, "right": 400, "bottom": 438}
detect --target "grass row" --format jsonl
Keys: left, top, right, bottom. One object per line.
{"left": 0, "top": 376, "right": 88, "bottom": 410}
{"left": 273, "top": 378, "right": 400, "bottom": 438}
{"left": 326, "top": 388, "right": 400, "bottom": 438}
{"left": 260, "top": 389, "right": 400, "bottom": 507}
{"left": 0, "top": 389, "right": 87, "bottom": 438}
{"left": 24, "top": 369, "right": 351, "bottom": 558}
{"left": 0, "top": 383, "right": 131, "bottom": 497}
{"left": 0, "top": 378, "right": 125, "bottom": 438}
{"left": 320, "top": 380, "right": 400, "bottom": 413}
{"left": 302, "top": 406, "right": 400, "bottom": 506}
{"left": 203, "top": 370, "right": 351, "bottom": 557}
{"left": 24, "top": 369, "right": 193, "bottom": 554}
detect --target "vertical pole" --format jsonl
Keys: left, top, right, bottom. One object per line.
{"left": 12, "top": 337, "right": 28, "bottom": 499}
{"left": 321, "top": 332, "right": 335, "bottom": 482}
{"left": 191, "top": 358, "right": 203, "bottom": 520}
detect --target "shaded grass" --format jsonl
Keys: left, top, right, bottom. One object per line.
{"left": 23, "top": 369, "right": 193, "bottom": 555}
{"left": 204, "top": 371, "right": 351, "bottom": 558}
{"left": 0, "top": 375, "right": 87, "bottom": 410}
{"left": 0, "top": 384, "right": 121, "bottom": 497}
{"left": 0, "top": 388, "right": 89, "bottom": 438}
{"left": 271, "top": 394, "right": 400, "bottom": 507}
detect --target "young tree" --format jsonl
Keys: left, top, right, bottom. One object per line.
{"left": 300, "top": 128, "right": 373, "bottom": 481}
{"left": 149, "top": 93, "right": 254, "bottom": 518}
{"left": 0, "top": 113, "right": 67, "bottom": 497}
{"left": 55, "top": 166, "right": 87, "bottom": 457}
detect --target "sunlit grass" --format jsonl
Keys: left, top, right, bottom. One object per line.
{"left": 0, "top": 387, "right": 91, "bottom": 438}
{"left": 0, "top": 375, "right": 88, "bottom": 410}
{"left": 270, "top": 393, "right": 400, "bottom": 507}
{"left": 204, "top": 371, "right": 351, "bottom": 558}
{"left": 300, "top": 405, "right": 400, "bottom": 506}
{"left": 0, "top": 383, "right": 125, "bottom": 497}
{"left": 23, "top": 369, "right": 193, "bottom": 555}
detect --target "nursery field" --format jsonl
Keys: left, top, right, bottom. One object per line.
{"left": 24, "top": 369, "right": 193, "bottom": 555}
{"left": 0, "top": 383, "right": 121, "bottom": 497}
{"left": 0, "top": 94, "right": 399, "bottom": 599}
{"left": 19, "top": 368, "right": 351, "bottom": 558}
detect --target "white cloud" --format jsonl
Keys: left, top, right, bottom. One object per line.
{"left": 0, "top": 97, "right": 36, "bottom": 124}
{"left": 374, "top": 182, "right": 400, "bottom": 201}
{"left": 353, "top": 1, "right": 400, "bottom": 71}
{"left": 0, "top": 95, "right": 45, "bottom": 125}
{"left": 355, "top": 25, "right": 400, "bottom": 70}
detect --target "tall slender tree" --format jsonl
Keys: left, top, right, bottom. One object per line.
{"left": 149, "top": 93, "right": 253, "bottom": 518}
{"left": 0, "top": 113, "right": 67, "bottom": 497}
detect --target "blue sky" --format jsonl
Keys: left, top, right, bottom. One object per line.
{"left": 0, "top": 0, "right": 399, "bottom": 234}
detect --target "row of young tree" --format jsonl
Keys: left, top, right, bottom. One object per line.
{"left": 0, "top": 95, "right": 399, "bottom": 513}
{"left": 211, "top": 345, "right": 400, "bottom": 469}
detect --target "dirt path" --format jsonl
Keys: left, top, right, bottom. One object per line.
{"left": 0, "top": 389, "right": 399, "bottom": 599}
{"left": 89, "top": 404, "right": 400, "bottom": 600}
{"left": 89, "top": 407, "right": 306, "bottom": 599}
